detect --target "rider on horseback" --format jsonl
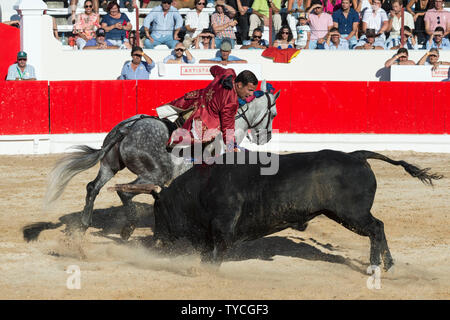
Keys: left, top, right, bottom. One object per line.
{"left": 158, "top": 66, "right": 258, "bottom": 153}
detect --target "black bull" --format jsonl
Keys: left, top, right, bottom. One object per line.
{"left": 151, "top": 150, "right": 442, "bottom": 271}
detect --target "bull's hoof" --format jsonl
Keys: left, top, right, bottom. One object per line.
{"left": 120, "top": 224, "right": 135, "bottom": 240}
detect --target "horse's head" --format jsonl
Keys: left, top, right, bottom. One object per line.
{"left": 236, "top": 80, "right": 280, "bottom": 145}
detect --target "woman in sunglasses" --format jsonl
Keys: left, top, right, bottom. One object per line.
{"left": 273, "top": 25, "right": 295, "bottom": 49}
{"left": 70, "top": 1, "right": 99, "bottom": 24}
{"left": 194, "top": 29, "right": 216, "bottom": 49}
{"left": 73, "top": 0, "right": 100, "bottom": 49}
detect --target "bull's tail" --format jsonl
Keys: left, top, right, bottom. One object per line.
{"left": 350, "top": 150, "right": 443, "bottom": 186}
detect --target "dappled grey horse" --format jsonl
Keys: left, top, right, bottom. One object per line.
{"left": 45, "top": 83, "right": 280, "bottom": 239}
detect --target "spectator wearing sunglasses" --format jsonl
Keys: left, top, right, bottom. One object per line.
{"left": 426, "top": 26, "right": 450, "bottom": 50}
{"left": 241, "top": 27, "right": 269, "bottom": 49}
{"left": 385, "top": 25, "right": 419, "bottom": 50}
{"left": 424, "top": 0, "right": 449, "bottom": 39}
{"left": 69, "top": 0, "right": 99, "bottom": 24}
{"left": 124, "top": 30, "right": 138, "bottom": 49}
{"left": 273, "top": 25, "right": 295, "bottom": 48}
{"left": 184, "top": 0, "right": 211, "bottom": 47}
{"left": 143, "top": 0, "right": 183, "bottom": 49}
{"left": 163, "top": 42, "right": 196, "bottom": 64}
{"left": 119, "top": 46, "right": 155, "bottom": 80}
{"left": 6, "top": 51, "right": 36, "bottom": 81}
{"left": 195, "top": 29, "right": 217, "bottom": 49}
{"left": 73, "top": 0, "right": 100, "bottom": 50}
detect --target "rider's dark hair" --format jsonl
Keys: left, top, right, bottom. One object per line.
{"left": 236, "top": 70, "right": 258, "bottom": 86}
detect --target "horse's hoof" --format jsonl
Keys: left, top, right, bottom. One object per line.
{"left": 383, "top": 260, "right": 394, "bottom": 272}
{"left": 120, "top": 224, "right": 135, "bottom": 240}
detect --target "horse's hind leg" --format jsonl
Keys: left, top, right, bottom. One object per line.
{"left": 80, "top": 164, "right": 115, "bottom": 230}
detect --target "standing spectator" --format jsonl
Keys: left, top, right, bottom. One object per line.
{"left": 143, "top": 0, "right": 183, "bottom": 49}
{"left": 384, "top": 47, "right": 416, "bottom": 67}
{"left": 273, "top": 25, "right": 296, "bottom": 48}
{"left": 241, "top": 27, "right": 270, "bottom": 48}
{"left": 295, "top": 13, "right": 311, "bottom": 49}
{"left": 70, "top": 0, "right": 99, "bottom": 24}
{"left": 211, "top": 1, "right": 238, "bottom": 49}
{"left": 249, "top": 0, "right": 283, "bottom": 38}
{"left": 101, "top": 1, "right": 132, "bottom": 47}
{"left": 386, "top": 25, "right": 419, "bottom": 49}
{"left": 354, "top": 29, "right": 385, "bottom": 48}
{"left": 194, "top": 29, "right": 217, "bottom": 49}
{"left": 184, "top": 0, "right": 211, "bottom": 47}
{"left": 386, "top": 0, "right": 415, "bottom": 47}
{"left": 6, "top": 51, "right": 36, "bottom": 81}
{"left": 163, "top": 42, "right": 196, "bottom": 64}
{"left": 406, "top": 0, "right": 433, "bottom": 45}
{"left": 361, "top": 0, "right": 389, "bottom": 47}
{"left": 307, "top": 0, "right": 334, "bottom": 49}
{"left": 73, "top": 0, "right": 100, "bottom": 50}
{"left": 426, "top": 27, "right": 450, "bottom": 50}
{"left": 424, "top": 0, "right": 450, "bottom": 39}
{"left": 324, "top": 27, "right": 350, "bottom": 49}
{"left": 332, "top": 0, "right": 360, "bottom": 49}
{"left": 417, "top": 47, "right": 450, "bottom": 70}
{"left": 199, "top": 39, "right": 248, "bottom": 64}
{"left": 83, "top": 27, "right": 120, "bottom": 49}
{"left": 227, "top": 0, "right": 255, "bottom": 43}
{"left": 119, "top": 46, "right": 155, "bottom": 80}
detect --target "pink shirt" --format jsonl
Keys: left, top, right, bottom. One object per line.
{"left": 73, "top": 13, "right": 100, "bottom": 40}
{"left": 211, "top": 13, "right": 236, "bottom": 39}
{"left": 309, "top": 12, "right": 333, "bottom": 40}
{"left": 424, "top": 9, "right": 450, "bottom": 33}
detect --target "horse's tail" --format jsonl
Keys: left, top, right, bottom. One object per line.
{"left": 44, "top": 124, "right": 129, "bottom": 206}
{"left": 350, "top": 150, "right": 443, "bottom": 186}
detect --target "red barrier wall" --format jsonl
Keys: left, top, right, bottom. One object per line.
{"left": 0, "top": 80, "right": 448, "bottom": 135}
{"left": 0, "top": 23, "right": 20, "bottom": 81}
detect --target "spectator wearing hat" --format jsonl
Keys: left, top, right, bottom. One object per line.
{"left": 211, "top": 1, "right": 238, "bottom": 49}
{"left": 295, "top": 13, "right": 311, "bottom": 49}
{"left": 101, "top": 1, "right": 132, "bottom": 47}
{"left": 240, "top": 27, "right": 269, "bottom": 49}
{"left": 143, "top": 0, "right": 183, "bottom": 49}
{"left": 83, "top": 28, "right": 119, "bottom": 49}
{"left": 163, "top": 42, "right": 196, "bottom": 64}
{"left": 249, "top": 0, "right": 282, "bottom": 38}
{"left": 119, "top": 46, "right": 155, "bottom": 80}
{"left": 354, "top": 29, "right": 385, "bottom": 49}
{"left": 199, "top": 39, "right": 248, "bottom": 65}
{"left": 6, "top": 51, "right": 36, "bottom": 81}
{"left": 332, "top": 0, "right": 360, "bottom": 49}
{"left": 384, "top": 48, "right": 416, "bottom": 68}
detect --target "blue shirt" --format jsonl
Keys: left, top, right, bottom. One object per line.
{"left": 385, "top": 37, "right": 419, "bottom": 50}
{"left": 119, "top": 61, "right": 155, "bottom": 80}
{"left": 101, "top": 13, "right": 130, "bottom": 41}
{"left": 324, "top": 39, "right": 349, "bottom": 50}
{"left": 213, "top": 50, "right": 244, "bottom": 61}
{"left": 143, "top": 5, "right": 183, "bottom": 38}
{"left": 163, "top": 54, "right": 195, "bottom": 64}
{"left": 426, "top": 38, "right": 450, "bottom": 50}
{"left": 85, "top": 39, "right": 115, "bottom": 47}
{"left": 332, "top": 8, "right": 360, "bottom": 35}
{"left": 6, "top": 63, "right": 36, "bottom": 80}
{"left": 242, "top": 39, "right": 269, "bottom": 48}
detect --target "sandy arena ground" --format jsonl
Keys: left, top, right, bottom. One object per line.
{"left": 0, "top": 151, "right": 448, "bottom": 300}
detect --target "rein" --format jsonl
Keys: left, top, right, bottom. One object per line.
{"left": 236, "top": 92, "right": 275, "bottom": 131}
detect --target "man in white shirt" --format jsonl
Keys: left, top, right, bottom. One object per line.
{"left": 183, "top": 0, "right": 211, "bottom": 47}
{"left": 385, "top": 0, "right": 415, "bottom": 47}
{"left": 362, "top": 0, "right": 389, "bottom": 48}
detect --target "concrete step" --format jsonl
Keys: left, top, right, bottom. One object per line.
{"left": 45, "top": 1, "right": 67, "bottom": 9}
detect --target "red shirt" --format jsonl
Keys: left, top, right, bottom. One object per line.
{"left": 168, "top": 66, "right": 238, "bottom": 147}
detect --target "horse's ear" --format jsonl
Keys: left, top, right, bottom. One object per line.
{"left": 260, "top": 79, "right": 267, "bottom": 92}
{"left": 274, "top": 90, "right": 281, "bottom": 101}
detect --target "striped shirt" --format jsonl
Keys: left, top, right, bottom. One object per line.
{"left": 211, "top": 13, "right": 236, "bottom": 40}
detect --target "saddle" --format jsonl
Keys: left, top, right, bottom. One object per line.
{"left": 156, "top": 104, "right": 196, "bottom": 129}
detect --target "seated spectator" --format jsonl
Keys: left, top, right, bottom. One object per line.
{"left": 385, "top": 26, "right": 419, "bottom": 50}
{"left": 307, "top": 0, "right": 333, "bottom": 49}
{"left": 70, "top": 0, "right": 99, "bottom": 24}
{"left": 73, "top": 0, "right": 100, "bottom": 50}
{"left": 295, "top": 13, "right": 311, "bottom": 49}
{"left": 241, "top": 27, "right": 270, "bottom": 49}
{"left": 6, "top": 51, "right": 36, "bottom": 81}
{"left": 406, "top": 0, "right": 433, "bottom": 45}
{"left": 424, "top": 0, "right": 449, "bottom": 41}
{"left": 273, "top": 25, "right": 296, "bottom": 48}
{"left": 354, "top": 29, "right": 385, "bottom": 49}
{"left": 163, "top": 42, "right": 196, "bottom": 64}
{"left": 332, "top": 0, "right": 360, "bottom": 49}
{"left": 315, "top": 0, "right": 342, "bottom": 14}
{"left": 324, "top": 27, "right": 349, "bottom": 49}
{"left": 211, "top": 1, "right": 238, "bottom": 49}
{"left": 123, "top": 30, "right": 138, "bottom": 49}
{"left": 361, "top": 0, "right": 388, "bottom": 46}
{"left": 417, "top": 48, "right": 450, "bottom": 70}
{"left": 100, "top": 0, "right": 134, "bottom": 12}
{"left": 227, "top": 0, "right": 255, "bottom": 44}
{"left": 83, "top": 28, "right": 120, "bottom": 49}
{"left": 426, "top": 27, "right": 450, "bottom": 50}
{"left": 384, "top": 48, "right": 416, "bottom": 67}
{"left": 194, "top": 29, "right": 217, "bottom": 49}
{"left": 183, "top": 0, "right": 211, "bottom": 47}
{"left": 143, "top": 0, "right": 183, "bottom": 49}
{"left": 285, "top": 0, "right": 307, "bottom": 37}
{"left": 199, "top": 39, "right": 248, "bottom": 65}
{"left": 119, "top": 46, "right": 155, "bottom": 79}
{"left": 101, "top": 1, "right": 132, "bottom": 46}
{"left": 249, "top": 0, "right": 283, "bottom": 38}
{"left": 385, "top": 0, "right": 415, "bottom": 48}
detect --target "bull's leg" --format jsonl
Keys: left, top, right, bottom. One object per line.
{"left": 80, "top": 165, "right": 116, "bottom": 231}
